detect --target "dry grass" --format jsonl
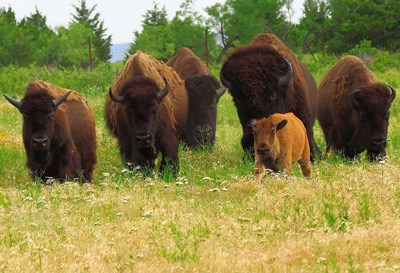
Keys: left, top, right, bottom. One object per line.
{"left": 1, "top": 79, "right": 400, "bottom": 272}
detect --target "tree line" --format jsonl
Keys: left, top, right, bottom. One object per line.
{"left": 0, "top": 0, "right": 398, "bottom": 69}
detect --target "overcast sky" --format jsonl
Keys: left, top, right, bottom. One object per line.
{"left": 0, "top": 0, "right": 304, "bottom": 44}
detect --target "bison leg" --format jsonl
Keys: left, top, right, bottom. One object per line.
{"left": 299, "top": 159, "right": 311, "bottom": 177}
{"left": 159, "top": 137, "right": 179, "bottom": 176}
{"left": 241, "top": 130, "right": 255, "bottom": 160}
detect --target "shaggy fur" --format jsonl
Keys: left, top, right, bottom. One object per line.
{"left": 220, "top": 33, "right": 320, "bottom": 160}
{"left": 105, "top": 51, "right": 189, "bottom": 174}
{"left": 167, "top": 47, "right": 225, "bottom": 147}
{"left": 318, "top": 55, "right": 396, "bottom": 160}
{"left": 252, "top": 113, "right": 311, "bottom": 182}
{"left": 7, "top": 80, "right": 96, "bottom": 182}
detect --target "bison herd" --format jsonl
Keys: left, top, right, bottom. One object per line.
{"left": 3, "top": 33, "right": 396, "bottom": 183}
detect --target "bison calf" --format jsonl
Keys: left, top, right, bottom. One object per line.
{"left": 251, "top": 113, "right": 311, "bottom": 182}
{"left": 4, "top": 80, "right": 96, "bottom": 182}
{"left": 318, "top": 55, "right": 396, "bottom": 161}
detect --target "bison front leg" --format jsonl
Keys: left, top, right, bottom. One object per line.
{"left": 241, "top": 129, "right": 255, "bottom": 160}
{"left": 159, "top": 137, "right": 179, "bottom": 177}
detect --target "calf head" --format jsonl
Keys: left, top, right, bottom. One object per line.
{"left": 4, "top": 91, "right": 71, "bottom": 160}
{"left": 251, "top": 117, "right": 287, "bottom": 160}
{"left": 109, "top": 76, "right": 169, "bottom": 154}
{"left": 350, "top": 84, "right": 396, "bottom": 160}
{"left": 185, "top": 75, "right": 226, "bottom": 147}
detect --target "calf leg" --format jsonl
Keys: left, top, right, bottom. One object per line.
{"left": 254, "top": 162, "right": 265, "bottom": 182}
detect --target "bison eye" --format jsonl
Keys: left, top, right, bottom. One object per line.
{"left": 359, "top": 111, "right": 367, "bottom": 121}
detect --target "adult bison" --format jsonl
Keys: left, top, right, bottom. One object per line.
{"left": 167, "top": 47, "right": 226, "bottom": 147}
{"left": 220, "top": 33, "right": 320, "bottom": 160}
{"left": 105, "top": 51, "right": 188, "bottom": 175}
{"left": 3, "top": 80, "right": 96, "bottom": 182}
{"left": 317, "top": 55, "right": 396, "bottom": 161}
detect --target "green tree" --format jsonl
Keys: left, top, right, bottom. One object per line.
{"left": 327, "top": 0, "right": 400, "bottom": 53}
{"left": 57, "top": 22, "right": 95, "bottom": 68}
{"left": 72, "top": 0, "right": 111, "bottom": 62}
{"left": 19, "top": 8, "right": 58, "bottom": 66}
{"left": 0, "top": 7, "right": 19, "bottom": 65}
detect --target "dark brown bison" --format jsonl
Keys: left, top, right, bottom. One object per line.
{"left": 167, "top": 47, "right": 226, "bottom": 147}
{"left": 317, "top": 55, "right": 396, "bottom": 160}
{"left": 3, "top": 80, "right": 96, "bottom": 182}
{"left": 251, "top": 112, "right": 311, "bottom": 182}
{"left": 220, "top": 33, "right": 320, "bottom": 160}
{"left": 105, "top": 51, "right": 188, "bottom": 175}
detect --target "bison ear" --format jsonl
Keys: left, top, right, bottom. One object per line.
{"left": 250, "top": 119, "right": 257, "bottom": 132}
{"left": 53, "top": 91, "right": 72, "bottom": 108}
{"left": 387, "top": 85, "right": 396, "bottom": 102}
{"left": 350, "top": 90, "right": 362, "bottom": 110}
{"left": 158, "top": 76, "right": 169, "bottom": 102}
{"left": 4, "top": 94, "right": 23, "bottom": 110}
{"left": 276, "top": 119, "right": 287, "bottom": 131}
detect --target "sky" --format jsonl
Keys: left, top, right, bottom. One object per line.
{"left": 0, "top": 0, "right": 304, "bottom": 44}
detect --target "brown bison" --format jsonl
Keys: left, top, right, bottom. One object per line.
{"left": 317, "top": 55, "right": 396, "bottom": 160}
{"left": 167, "top": 47, "right": 226, "bottom": 147}
{"left": 251, "top": 112, "right": 311, "bottom": 181}
{"left": 105, "top": 51, "right": 188, "bottom": 175}
{"left": 3, "top": 80, "right": 96, "bottom": 182}
{"left": 220, "top": 33, "right": 321, "bottom": 161}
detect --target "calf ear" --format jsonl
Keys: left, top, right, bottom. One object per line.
{"left": 276, "top": 119, "right": 287, "bottom": 131}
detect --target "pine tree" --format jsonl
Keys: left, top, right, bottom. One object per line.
{"left": 71, "top": 0, "right": 112, "bottom": 62}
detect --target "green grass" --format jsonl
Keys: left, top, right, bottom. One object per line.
{"left": 0, "top": 59, "right": 400, "bottom": 272}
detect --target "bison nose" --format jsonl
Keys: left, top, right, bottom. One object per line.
{"left": 32, "top": 137, "right": 49, "bottom": 150}
{"left": 256, "top": 145, "right": 269, "bottom": 156}
{"left": 135, "top": 133, "right": 152, "bottom": 147}
{"left": 371, "top": 138, "right": 386, "bottom": 147}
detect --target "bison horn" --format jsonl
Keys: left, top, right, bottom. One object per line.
{"left": 278, "top": 57, "right": 294, "bottom": 86}
{"left": 3, "top": 94, "right": 23, "bottom": 110}
{"left": 53, "top": 91, "right": 72, "bottom": 108}
{"left": 219, "top": 70, "right": 232, "bottom": 90}
{"left": 216, "top": 85, "right": 227, "bottom": 99}
{"left": 109, "top": 87, "right": 125, "bottom": 104}
{"left": 387, "top": 85, "right": 396, "bottom": 102}
{"left": 157, "top": 76, "right": 169, "bottom": 101}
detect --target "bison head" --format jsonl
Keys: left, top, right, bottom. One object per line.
{"left": 350, "top": 84, "right": 396, "bottom": 160}
{"left": 4, "top": 91, "right": 71, "bottom": 165}
{"left": 251, "top": 117, "right": 287, "bottom": 160}
{"left": 185, "top": 75, "right": 226, "bottom": 147}
{"left": 109, "top": 76, "right": 169, "bottom": 154}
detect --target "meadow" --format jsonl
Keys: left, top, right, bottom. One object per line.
{"left": 0, "top": 53, "right": 400, "bottom": 272}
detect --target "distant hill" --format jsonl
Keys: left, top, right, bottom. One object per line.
{"left": 110, "top": 43, "right": 130, "bottom": 63}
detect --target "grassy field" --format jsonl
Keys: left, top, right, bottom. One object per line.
{"left": 0, "top": 59, "right": 400, "bottom": 272}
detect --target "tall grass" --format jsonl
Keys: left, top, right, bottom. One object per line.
{"left": 0, "top": 53, "right": 400, "bottom": 272}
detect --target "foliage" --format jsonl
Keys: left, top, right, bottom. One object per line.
{"left": 72, "top": 0, "right": 112, "bottom": 62}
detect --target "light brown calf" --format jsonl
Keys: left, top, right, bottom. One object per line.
{"left": 251, "top": 112, "right": 311, "bottom": 182}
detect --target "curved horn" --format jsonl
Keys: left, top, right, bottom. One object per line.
{"left": 278, "top": 57, "right": 294, "bottom": 86}
{"left": 219, "top": 69, "right": 232, "bottom": 90}
{"left": 387, "top": 85, "right": 396, "bottom": 102}
{"left": 157, "top": 76, "right": 169, "bottom": 101}
{"left": 3, "top": 94, "right": 23, "bottom": 110}
{"left": 216, "top": 85, "right": 227, "bottom": 99}
{"left": 53, "top": 91, "right": 72, "bottom": 108}
{"left": 109, "top": 87, "right": 124, "bottom": 104}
